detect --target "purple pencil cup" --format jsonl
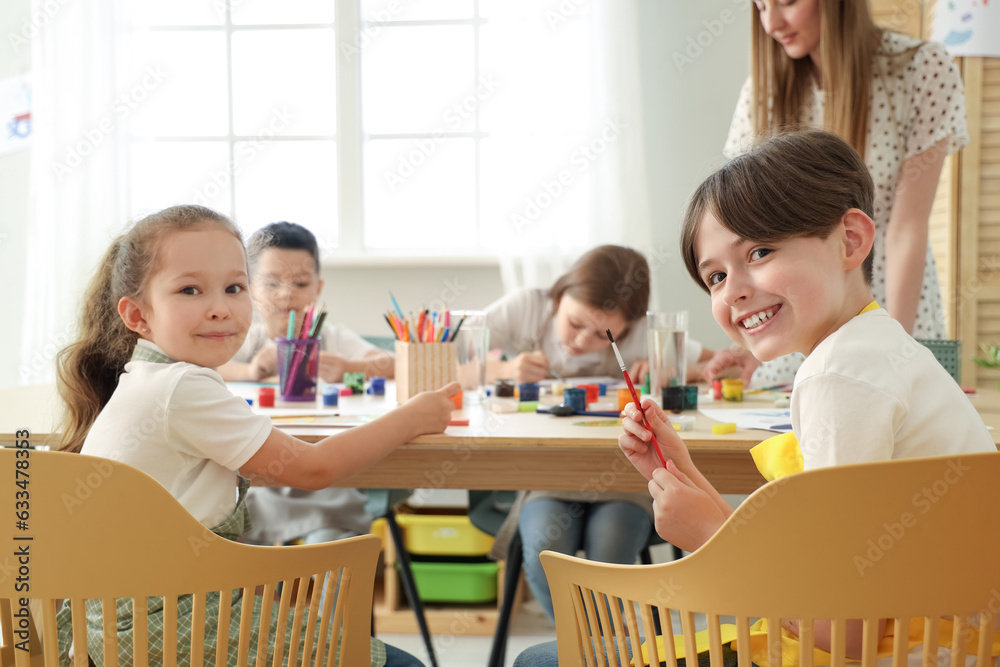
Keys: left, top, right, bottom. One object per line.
{"left": 276, "top": 337, "right": 321, "bottom": 402}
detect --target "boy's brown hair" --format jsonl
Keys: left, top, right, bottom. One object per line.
{"left": 681, "top": 129, "right": 875, "bottom": 293}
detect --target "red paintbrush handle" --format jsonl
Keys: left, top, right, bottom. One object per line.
{"left": 622, "top": 371, "right": 667, "bottom": 468}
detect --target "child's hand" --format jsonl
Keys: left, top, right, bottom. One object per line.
{"left": 701, "top": 344, "right": 758, "bottom": 387}
{"left": 618, "top": 398, "right": 691, "bottom": 481}
{"left": 511, "top": 351, "right": 550, "bottom": 383}
{"left": 399, "top": 381, "right": 462, "bottom": 439}
{"left": 249, "top": 347, "right": 278, "bottom": 381}
{"left": 648, "top": 460, "right": 728, "bottom": 552}
{"left": 317, "top": 352, "right": 348, "bottom": 383}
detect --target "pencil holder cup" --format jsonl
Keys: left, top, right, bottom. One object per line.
{"left": 276, "top": 337, "right": 321, "bottom": 403}
{"left": 395, "top": 341, "right": 457, "bottom": 404}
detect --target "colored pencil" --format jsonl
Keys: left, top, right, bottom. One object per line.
{"left": 447, "top": 316, "right": 466, "bottom": 342}
{"left": 389, "top": 291, "right": 404, "bottom": 319}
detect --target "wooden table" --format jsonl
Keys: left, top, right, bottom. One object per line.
{"left": 5, "top": 382, "right": 999, "bottom": 495}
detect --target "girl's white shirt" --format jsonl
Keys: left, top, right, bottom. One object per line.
{"left": 82, "top": 339, "right": 271, "bottom": 527}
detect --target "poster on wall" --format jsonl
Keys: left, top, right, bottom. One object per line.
{"left": 0, "top": 74, "right": 31, "bottom": 157}
{"left": 931, "top": 0, "right": 1000, "bottom": 57}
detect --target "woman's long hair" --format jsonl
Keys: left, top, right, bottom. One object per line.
{"left": 750, "top": 0, "right": 881, "bottom": 157}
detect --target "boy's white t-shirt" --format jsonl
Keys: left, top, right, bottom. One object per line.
{"left": 791, "top": 308, "right": 994, "bottom": 469}
{"left": 82, "top": 340, "right": 272, "bottom": 528}
{"left": 232, "top": 321, "right": 380, "bottom": 364}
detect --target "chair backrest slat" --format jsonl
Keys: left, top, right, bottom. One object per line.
{"left": 314, "top": 572, "right": 337, "bottom": 667}
{"left": 831, "top": 617, "right": 848, "bottom": 667}
{"left": 924, "top": 616, "right": 941, "bottom": 667}
{"left": 977, "top": 613, "right": 994, "bottom": 667}
{"left": 254, "top": 582, "right": 276, "bottom": 667}
{"left": 860, "top": 617, "right": 879, "bottom": 667}
{"left": 131, "top": 596, "right": 147, "bottom": 667}
{"left": 680, "top": 610, "right": 698, "bottom": 667}
{"left": 270, "top": 579, "right": 293, "bottom": 667}
{"left": 327, "top": 571, "right": 349, "bottom": 667}
{"left": 100, "top": 598, "right": 118, "bottom": 667}
{"left": 639, "top": 604, "right": 658, "bottom": 667}
{"left": 163, "top": 594, "right": 178, "bottom": 667}
{"left": 286, "top": 576, "right": 310, "bottom": 666}
{"left": 189, "top": 591, "right": 206, "bottom": 667}
{"left": 215, "top": 588, "right": 233, "bottom": 667}
{"left": 735, "top": 615, "right": 753, "bottom": 667}
{"left": 582, "top": 586, "right": 608, "bottom": 667}
{"left": 300, "top": 574, "right": 322, "bottom": 667}
{"left": 40, "top": 599, "right": 59, "bottom": 667}
{"left": 609, "top": 594, "right": 629, "bottom": 667}
{"left": 891, "top": 618, "right": 908, "bottom": 667}
{"left": 658, "top": 605, "right": 677, "bottom": 667}
{"left": 707, "top": 613, "right": 724, "bottom": 667}
{"left": 623, "top": 599, "right": 642, "bottom": 666}
{"left": 237, "top": 587, "right": 254, "bottom": 665}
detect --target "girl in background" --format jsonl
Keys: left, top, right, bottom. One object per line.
{"left": 484, "top": 244, "right": 713, "bottom": 622}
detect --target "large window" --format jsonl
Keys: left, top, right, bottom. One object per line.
{"left": 125, "top": 0, "right": 591, "bottom": 258}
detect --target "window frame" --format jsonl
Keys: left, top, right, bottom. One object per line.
{"left": 124, "top": 0, "right": 588, "bottom": 265}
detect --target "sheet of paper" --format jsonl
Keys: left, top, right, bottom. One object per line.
{"left": 540, "top": 376, "right": 624, "bottom": 388}
{"left": 698, "top": 408, "right": 793, "bottom": 433}
{"left": 267, "top": 414, "right": 379, "bottom": 428}
{"left": 252, "top": 408, "right": 339, "bottom": 418}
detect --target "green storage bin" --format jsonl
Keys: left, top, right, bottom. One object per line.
{"left": 397, "top": 561, "right": 498, "bottom": 603}
{"left": 916, "top": 339, "right": 961, "bottom": 384}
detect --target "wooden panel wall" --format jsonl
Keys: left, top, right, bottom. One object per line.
{"left": 968, "top": 59, "right": 1000, "bottom": 385}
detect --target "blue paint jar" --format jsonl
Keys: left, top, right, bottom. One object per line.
{"left": 322, "top": 384, "right": 339, "bottom": 407}
{"left": 563, "top": 387, "right": 586, "bottom": 413}
{"left": 518, "top": 382, "right": 540, "bottom": 402}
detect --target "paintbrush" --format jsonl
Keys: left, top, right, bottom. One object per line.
{"left": 607, "top": 329, "right": 666, "bottom": 468}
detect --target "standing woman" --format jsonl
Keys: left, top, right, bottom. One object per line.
{"left": 708, "top": 0, "right": 969, "bottom": 387}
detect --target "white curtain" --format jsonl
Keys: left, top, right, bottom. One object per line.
{"left": 21, "top": 0, "right": 128, "bottom": 383}
{"left": 499, "top": 0, "right": 655, "bottom": 296}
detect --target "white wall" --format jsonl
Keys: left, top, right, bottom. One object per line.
{"left": 0, "top": 0, "right": 750, "bottom": 388}
{"left": 639, "top": 0, "right": 751, "bottom": 350}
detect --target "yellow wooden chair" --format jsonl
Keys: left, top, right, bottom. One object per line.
{"left": 0, "top": 447, "right": 380, "bottom": 667}
{"left": 541, "top": 452, "right": 1000, "bottom": 667}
